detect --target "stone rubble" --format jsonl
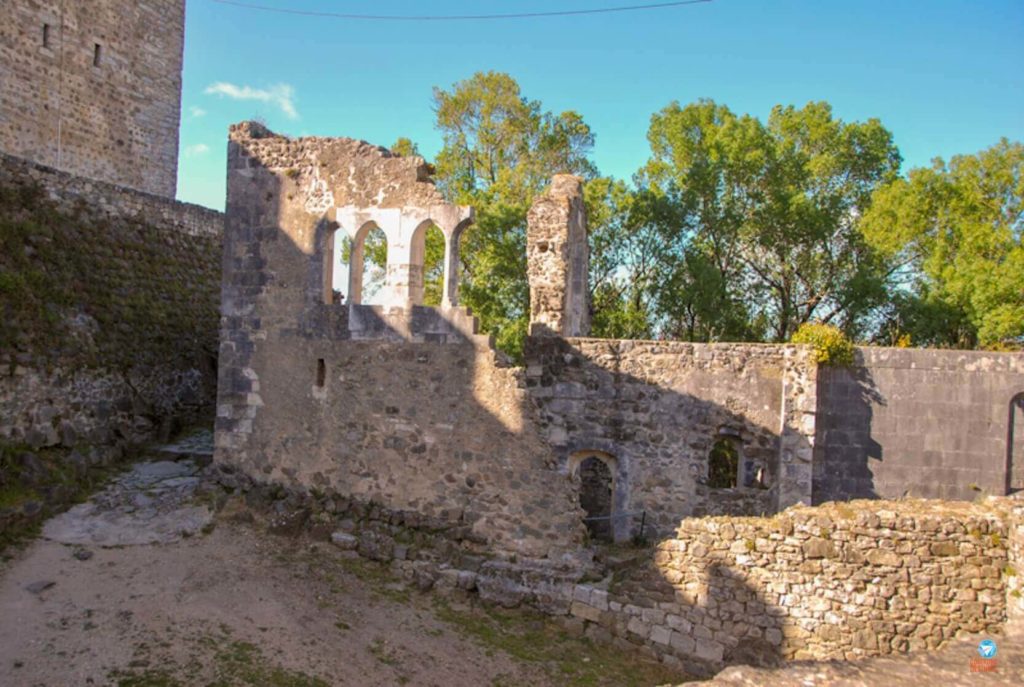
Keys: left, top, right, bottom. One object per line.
{"left": 42, "top": 459, "right": 213, "bottom": 547}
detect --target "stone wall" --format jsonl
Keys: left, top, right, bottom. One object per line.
{"left": 0, "top": 152, "right": 222, "bottom": 449}
{"left": 565, "top": 498, "right": 1014, "bottom": 675}
{"left": 526, "top": 175, "right": 590, "bottom": 337}
{"left": 814, "top": 348, "right": 1024, "bottom": 503}
{"left": 0, "top": 0, "right": 184, "bottom": 197}
{"left": 216, "top": 123, "right": 587, "bottom": 560}
{"left": 524, "top": 337, "right": 818, "bottom": 540}
{"left": 1008, "top": 501, "right": 1024, "bottom": 633}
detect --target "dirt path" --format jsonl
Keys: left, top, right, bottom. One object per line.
{"left": 0, "top": 459, "right": 683, "bottom": 687}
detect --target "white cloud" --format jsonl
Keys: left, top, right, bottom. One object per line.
{"left": 189, "top": 105, "right": 207, "bottom": 118}
{"left": 204, "top": 82, "right": 299, "bottom": 120}
{"left": 185, "top": 143, "right": 210, "bottom": 157}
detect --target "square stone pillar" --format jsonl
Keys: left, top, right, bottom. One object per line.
{"left": 526, "top": 175, "right": 591, "bottom": 337}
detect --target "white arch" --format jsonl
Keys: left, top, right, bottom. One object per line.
{"left": 347, "top": 220, "right": 384, "bottom": 305}
{"left": 335, "top": 204, "right": 473, "bottom": 309}
{"left": 441, "top": 217, "right": 475, "bottom": 309}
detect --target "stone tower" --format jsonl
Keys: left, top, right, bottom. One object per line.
{"left": 0, "top": 0, "right": 186, "bottom": 198}
{"left": 526, "top": 174, "right": 591, "bottom": 337}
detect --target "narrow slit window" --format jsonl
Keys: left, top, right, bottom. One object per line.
{"left": 316, "top": 358, "right": 326, "bottom": 388}
{"left": 42, "top": 24, "right": 51, "bottom": 48}
{"left": 93, "top": 43, "right": 102, "bottom": 67}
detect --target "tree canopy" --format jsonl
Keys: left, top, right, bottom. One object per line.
{"left": 861, "top": 139, "right": 1024, "bottom": 348}
{"left": 367, "top": 72, "right": 1020, "bottom": 354}
{"left": 636, "top": 99, "right": 901, "bottom": 342}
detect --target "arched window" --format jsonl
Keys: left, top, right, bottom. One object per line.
{"left": 322, "top": 224, "right": 344, "bottom": 305}
{"left": 707, "top": 437, "right": 739, "bottom": 489}
{"left": 442, "top": 218, "right": 474, "bottom": 308}
{"left": 1009, "top": 393, "right": 1024, "bottom": 494}
{"left": 347, "top": 222, "right": 388, "bottom": 305}
{"left": 409, "top": 222, "right": 446, "bottom": 306}
{"left": 569, "top": 450, "right": 616, "bottom": 542}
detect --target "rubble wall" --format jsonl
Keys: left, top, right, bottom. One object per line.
{"left": 566, "top": 499, "right": 1014, "bottom": 675}
{"left": 0, "top": 152, "right": 222, "bottom": 448}
{"left": 215, "top": 123, "right": 587, "bottom": 559}
{"left": 1008, "top": 502, "right": 1024, "bottom": 633}
{"left": 524, "top": 337, "right": 818, "bottom": 538}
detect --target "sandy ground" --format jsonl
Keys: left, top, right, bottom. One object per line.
{"left": 0, "top": 460, "right": 683, "bottom": 687}
{"left": 0, "top": 523, "right": 567, "bottom": 686}
{"left": 7, "top": 456, "right": 1015, "bottom": 687}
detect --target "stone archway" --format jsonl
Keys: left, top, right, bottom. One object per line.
{"left": 569, "top": 450, "right": 618, "bottom": 543}
{"left": 1008, "top": 393, "right": 1024, "bottom": 494}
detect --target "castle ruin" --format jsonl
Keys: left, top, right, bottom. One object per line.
{"left": 213, "top": 122, "right": 1024, "bottom": 672}
{"left": 1, "top": 0, "right": 1023, "bottom": 678}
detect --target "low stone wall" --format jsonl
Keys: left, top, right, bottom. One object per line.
{"left": 565, "top": 499, "right": 1013, "bottom": 675}
{"left": 210, "top": 464, "right": 1019, "bottom": 678}
{"left": 0, "top": 152, "right": 222, "bottom": 448}
{"left": 1008, "top": 502, "right": 1024, "bottom": 632}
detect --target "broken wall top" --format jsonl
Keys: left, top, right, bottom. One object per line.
{"left": 228, "top": 121, "right": 445, "bottom": 210}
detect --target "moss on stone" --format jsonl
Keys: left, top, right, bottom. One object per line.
{"left": 0, "top": 176, "right": 219, "bottom": 374}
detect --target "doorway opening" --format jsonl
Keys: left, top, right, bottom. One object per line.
{"left": 570, "top": 451, "right": 617, "bottom": 543}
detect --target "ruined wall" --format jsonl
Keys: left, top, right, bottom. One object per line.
{"left": 814, "top": 348, "right": 1024, "bottom": 503}
{"left": 566, "top": 499, "right": 1013, "bottom": 675}
{"left": 524, "top": 338, "right": 817, "bottom": 539}
{"left": 0, "top": 0, "right": 184, "bottom": 197}
{"left": 1007, "top": 501, "right": 1024, "bottom": 633}
{"left": 0, "top": 152, "right": 222, "bottom": 448}
{"left": 526, "top": 175, "right": 590, "bottom": 337}
{"left": 216, "top": 123, "right": 586, "bottom": 559}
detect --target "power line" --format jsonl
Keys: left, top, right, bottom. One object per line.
{"left": 209, "top": 0, "right": 715, "bottom": 22}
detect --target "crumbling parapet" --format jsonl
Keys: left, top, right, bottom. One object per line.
{"left": 526, "top": 175, "right": 591, "bottom": 337}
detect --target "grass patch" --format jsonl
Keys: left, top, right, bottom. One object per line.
{"left": 367, "top": 637, "right": 402, "bottom": 667}
{"left": 434, "top": 600, "right": 685, "bottom": 686}
{"left": 112, "top": 635, "right": 329, "bottom": 687}
{"left": 333, "top": 555, "right": 410, "bottom": 603}
{"left": 0, "top": 483, "right": 40, "bottom": 509}
{"left": 207, "top": 640, "right": 329, "bottom": 687}
{"left": 110, "top": 669, "right": 183, "bottom": 687}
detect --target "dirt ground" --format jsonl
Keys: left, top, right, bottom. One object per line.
{"left": 0, "top": 460, "right": 684, "bottom": 687}
{"left": 8, "top": 457, "right": 1017, "bottom": 687}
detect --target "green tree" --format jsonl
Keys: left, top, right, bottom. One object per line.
{"left": 862, "top": 139, "right": 1024, "bottom": 348}
{"left": 584, "top": 177, "right": 657, "bottom": 339}
{"left": 433, "top": 72, "right": 597, "bottom": 357}
{"left": 641, "top": 99, "right": 900, "bottom": 342}
{"left": 389, "top": 137, "right": 420, "bottom": 157}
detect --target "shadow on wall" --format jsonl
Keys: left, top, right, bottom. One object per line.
{"left": 216, "top": 125, "right": 592, "bottom": 559}
{"left": 216, "top": 124, "right": 825, "bottom": 674}
{"left": 216, "top": 122, "right": 817, "bottom": 563}
{"left": 812, "top": 353, "right": 885, "bottom": 503}
{"left": 526, "top": 336, "right": 817, "bottom": 541}
{"left": 602, "top": 548, "right": 786, "bottom": 673}
{"left": 1009, "top": 392, "right": 1024, "bottom": 494}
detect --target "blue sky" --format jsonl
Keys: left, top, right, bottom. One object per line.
{"left": 177, "top": 0, "right": 1024, "bottom": 210}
